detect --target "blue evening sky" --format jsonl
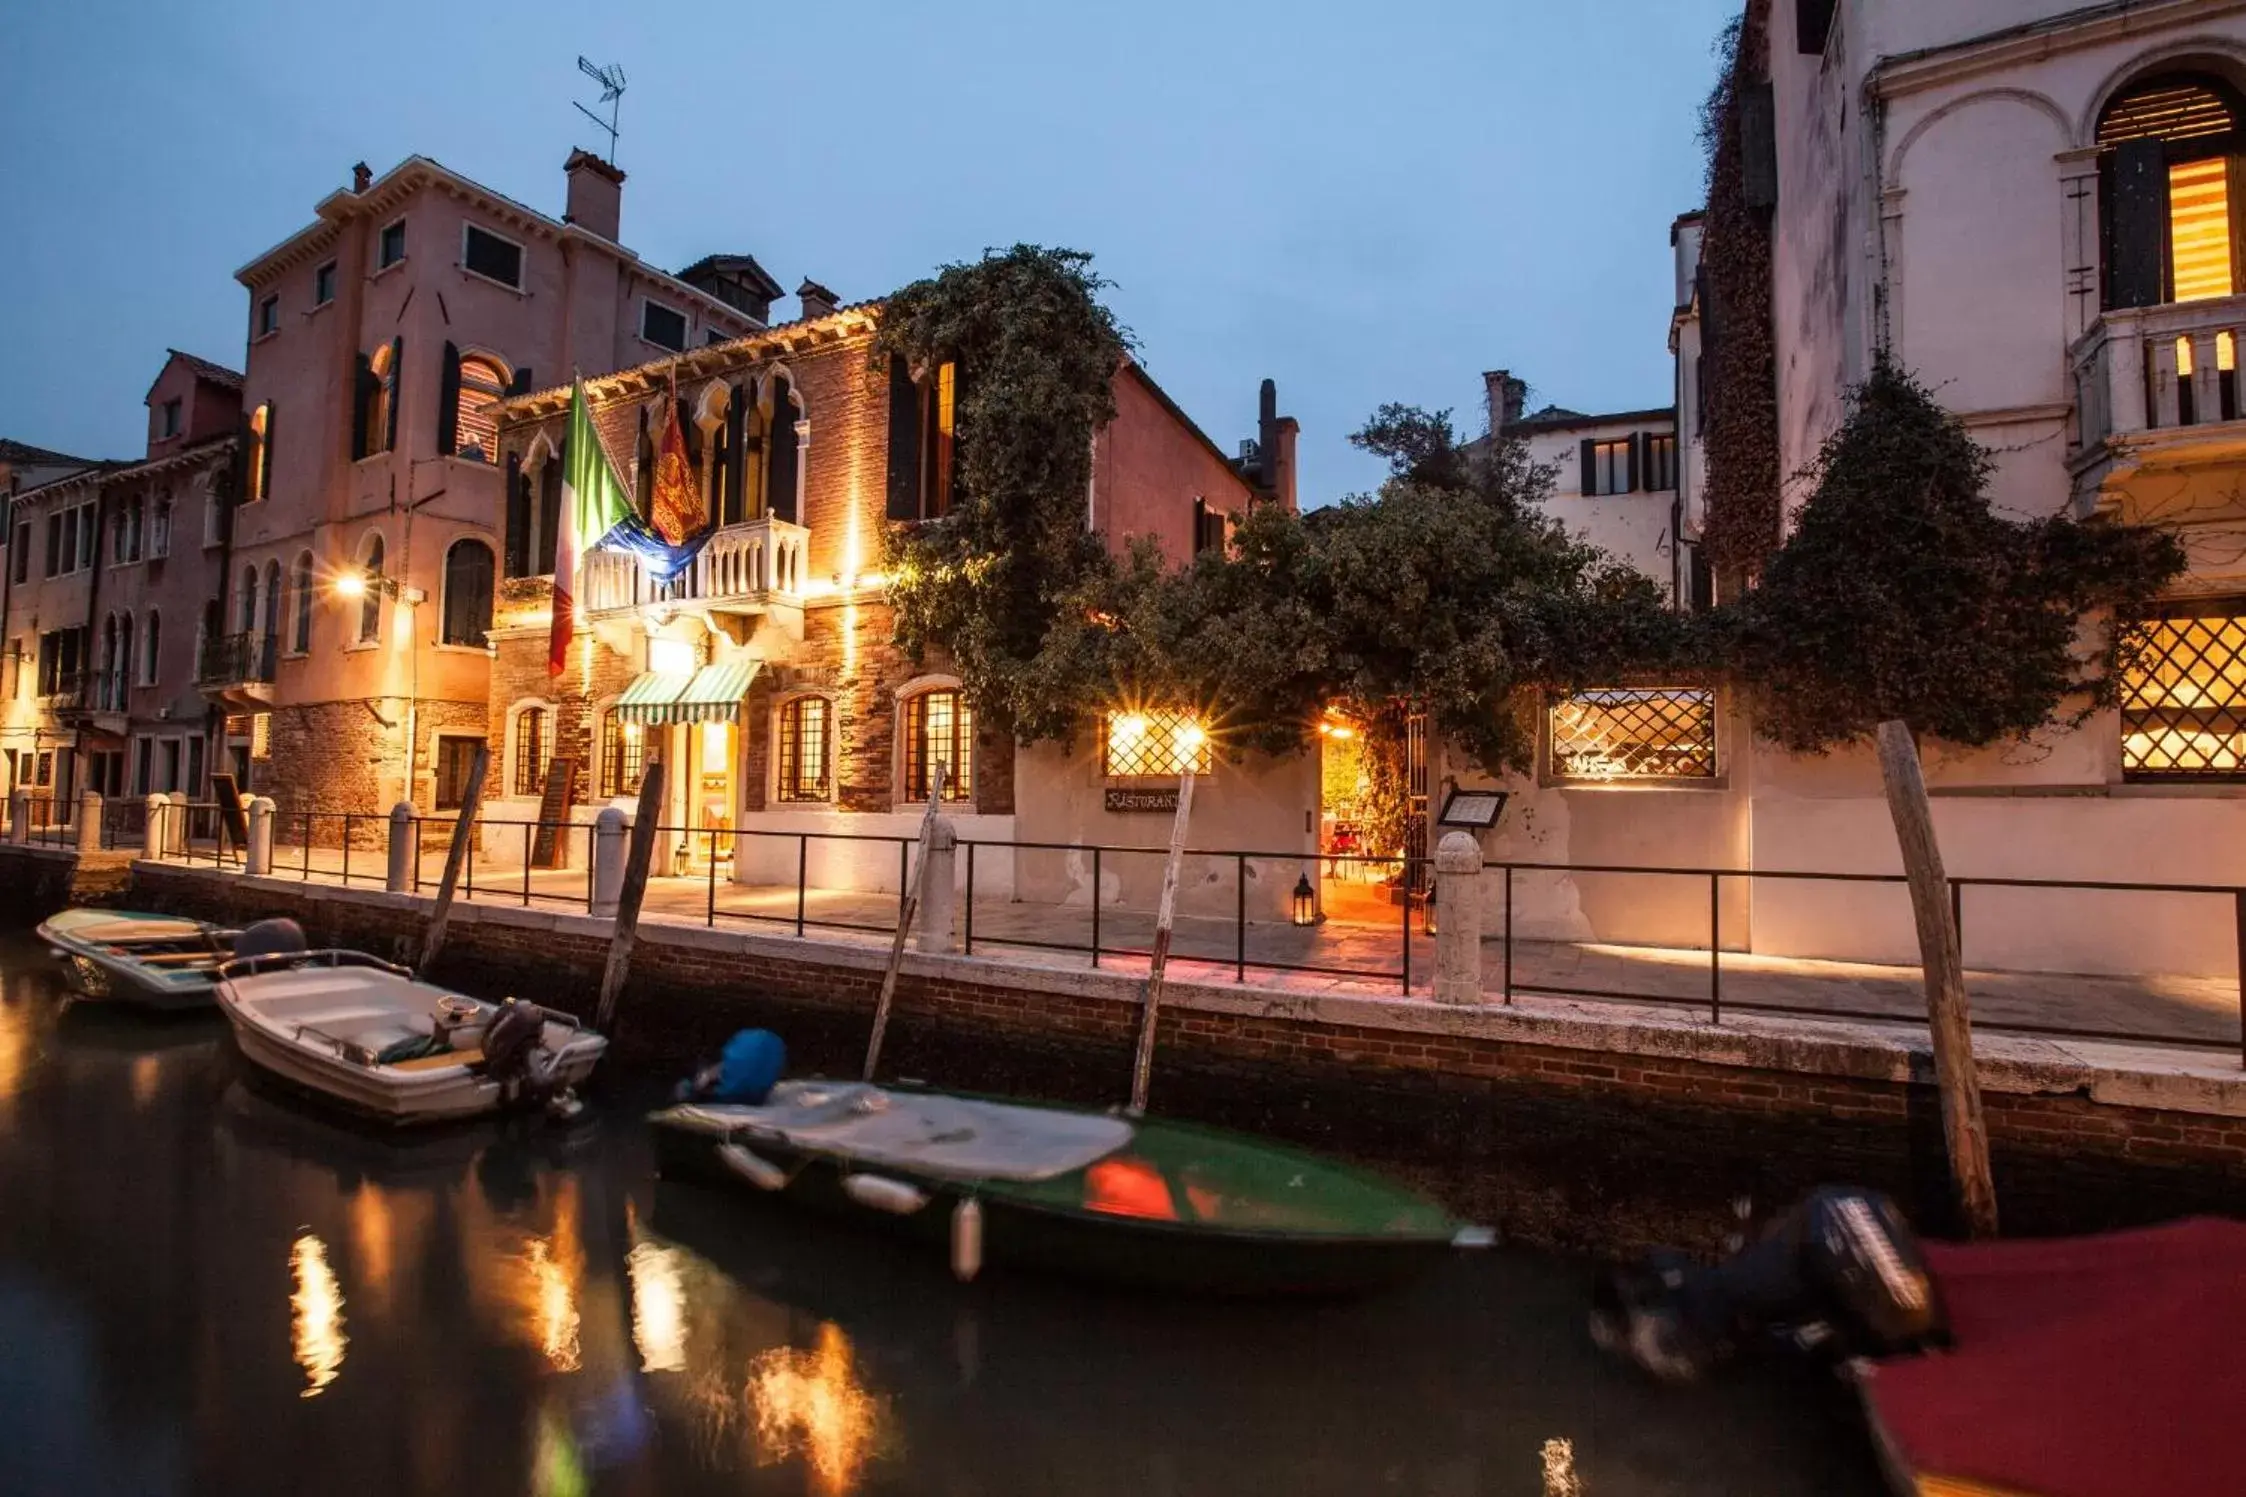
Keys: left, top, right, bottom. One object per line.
{"left": 0, "top": 0, "right": 1735, "bottom": 505}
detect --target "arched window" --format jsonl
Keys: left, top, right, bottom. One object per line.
{"left": 441, "top": 539, "right": 494, "bottom": 647}
{"left": 290, "top": 550, "right": 314, "bottom": 653}
{"left": 261, "top": 560, "right": 281, "bottom": 643}
{"left": 764, "top": 373, "right": 803, "bottom": 523}
{"left": 776, "top": 695, "right": 832, "bottom": 802}
{"left": 141, "top": 610, "right": 160, "bottom": 686}
{"left": 513, "top": 705, "right": 549, "bottom": 797}
{"left": 114, "top": 614, "right": 133, "bottom": 704}
{"left": 238, "top": 564, "right": 259, "bottom": 634}
{"left": 246, "top": 402, "right": 274, "bottom": 501}
{"left": 901, "top": 686, "right": 972, "bottom": 803}
{"left": 98, "top": 615, "right": 117, "bottom": 710}
{"left": 356, "top": 534, "right": 385, "bottom": 644}
{"left": 598, "top": 706, "right": 644, "bottom": 798}
{"left": 358, "top": 342, "right": 399, "bottom": 459}
{"left": 150, "top": 490, "right": 171, "bottom": 559}
{"left": 2100, "top": 72, "right": 2246, "bottom": 309}
{"left": 453, "top": 354, "right": 508, "bottom": 461}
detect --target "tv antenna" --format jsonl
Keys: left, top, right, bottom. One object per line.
{"left": 574, "top": 57, "right": 626, "bottom": 164}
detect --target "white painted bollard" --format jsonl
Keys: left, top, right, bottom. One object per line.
{"left": 76, "top": 790, "right": 104, "bottom": 856}
{"left": 386, "top": 801, "right": 417, "bottom": 893}
{"left": 246, "top": 796, "right": 276, "bottom": 876}
{"left": 916, "top": 818, "right": 959, "bottom": 954}
{"left": 590, "top": 807, "right": 628, "bottom": 918}
{"left": 143, "top": 793, "right": 171, "bottom": 860}
{"left": 1432, "top": 830, "right": 1484, "bottom": 1005}
{"left": 9, "top": 789, "right": 27, "bottom": 845}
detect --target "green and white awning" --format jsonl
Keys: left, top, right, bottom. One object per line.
{"left": 614, "top": 659, "right": 760, "bottom": 726}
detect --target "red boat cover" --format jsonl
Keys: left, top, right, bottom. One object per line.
{"left": 1862, "top": 1217, "right": 2246, "bottom": 1497}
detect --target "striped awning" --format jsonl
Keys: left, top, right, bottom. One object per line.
{"left": 614, "top": 660, "right": 760, "bottom": 726}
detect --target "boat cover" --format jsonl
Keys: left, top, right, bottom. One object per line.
{"left": 660, "top": 1083, "right": 1134, "bottom": 1183}
{"left": 1860, "top": 1216, "right": 2246, "bottom": 1497}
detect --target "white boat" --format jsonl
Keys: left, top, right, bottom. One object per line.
{"left": 213, "top": 936, "right": 606, "bottom": 1126}
{"left": 37, "top": 908, "right": 238, "bottom": 1009}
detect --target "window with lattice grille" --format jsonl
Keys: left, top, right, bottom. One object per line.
{"left": 1548, "top": 688, "right": 1717, "bottom": 781}
{"left": 599, "top": 708, "right": 644, "bottom": 798}
{"left": 903, "top": 689, "right": 972, "bottom": 802}
{"left": 777, "top": 696, "right": 831, "bottom": 802}
{"left": 2121, "top": 607, "right": 2246, "bottom": 780}
{"left": 513, "top": 706, "right": 548, "bottom": 797}
{"left": 1102, "top": 709, "right": 1212, "bottom": 779}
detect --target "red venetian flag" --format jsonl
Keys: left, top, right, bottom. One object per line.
{"left": 649, "top": 392, "right": 705, "bottom": 545}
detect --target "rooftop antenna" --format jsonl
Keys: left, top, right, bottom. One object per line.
{"left": 574, "top": 57, "right": 626, "bottom": 165}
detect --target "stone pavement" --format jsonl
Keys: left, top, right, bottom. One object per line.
{"left": 207, "top": 841, "right": 2243, "bottom": 1054}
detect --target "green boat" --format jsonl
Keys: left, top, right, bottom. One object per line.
{"left": 649, "top": 1081, "right": 1487, "bottom": 1296}
{"left": 37, "top": 908, "right": 238, "bottom": 1010}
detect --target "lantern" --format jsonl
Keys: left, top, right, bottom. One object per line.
{"left": 1291, "top": 873, "right": 1318, "bottom": 927}
{"left": 1421, "top": 881, "right": 1439, "bottom": 936}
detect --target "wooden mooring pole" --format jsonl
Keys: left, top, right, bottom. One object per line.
{"left": 594, "top": 760, "right": 667, "bottom": 1035}
{"left": 1128, "top": 766, "right": 1197, "bottom": 1117}
{"left": 1875, "top": 719, "right": 1998, "bottom": 1238}
{"left": 863, "top": 762, "right": 946, "bottom": 1081}
{"left": 417, "top": 746, "right": 487, "bottom": 972}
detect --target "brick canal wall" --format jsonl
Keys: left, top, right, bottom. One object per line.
{"left": 17, "top": 851, "right": 2246, "bottom": 1255}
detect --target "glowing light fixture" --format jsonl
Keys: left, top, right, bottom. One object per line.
{"left": 1291, "top": 873, "right": 1317, "bottom": 927}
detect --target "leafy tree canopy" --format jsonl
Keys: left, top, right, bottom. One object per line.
{"left": 1740, "top": 360, "right": 2186, "bottom": 751}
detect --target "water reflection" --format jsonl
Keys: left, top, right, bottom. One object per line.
{"left": 747, "top": 1322, "right": 891, "bottom": 1495}
{"left": 626, "top": 1232, "right": 688, "bottom": 1373}
{"left": 526, "top": 1234, "right": 582, "bottom": 1373}
{"left": 290, "top": 1232, "right": 347, "bottom": 1397}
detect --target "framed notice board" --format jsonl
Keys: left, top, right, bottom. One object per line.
{"left": 529, "top": 757, "right": 577, "bottom": 869}
{"left": 208, "top": 773, "right": 250, "bottom": 857}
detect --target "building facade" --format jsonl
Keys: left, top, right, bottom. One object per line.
{"left": 483, "top": 301, "right": 1303, "bottom": 909}
{"left": 223, "top": 151, "right": 768, "bottom": 828}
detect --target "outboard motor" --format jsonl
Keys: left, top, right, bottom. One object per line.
{"left": 231, "top": 918, "right": 308, "bottom": 963}
{"left": 482, "top": 999, "right": 553, "bottom": 1087}
{"left": 1591, "top": 1187, "right": 1947, "bottom": 1382}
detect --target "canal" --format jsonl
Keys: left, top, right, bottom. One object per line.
{"left": 0, "top": 932, "right": 1883, "bottom": 1495}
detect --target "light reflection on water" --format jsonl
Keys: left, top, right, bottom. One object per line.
{"left": 0, "top": 931, "right": 1882, "bottom": 1496}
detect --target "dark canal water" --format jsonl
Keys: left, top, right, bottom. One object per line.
{"left": 0, "top": 932, "right": 1882, "bottom": 1496}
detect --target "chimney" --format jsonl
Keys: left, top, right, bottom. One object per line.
{"left": 562, "top": 148, "right": 625, "bottom": 241}
{"left": 1483, "top": 369, "right": 1527, "bottom": 439}
{"left": 796, "top": 278, "right": 838, "bottom": 320}
{"left": 351, "top": 161, "right": 372, "bottom": 193}
{"left": 1254, "top": 379, "right": 1299, "bottom": 512}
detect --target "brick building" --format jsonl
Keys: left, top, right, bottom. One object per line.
{"left": 0, "top": 352, "right": 242, "bottom": 814}
{"left": 484, "top": 291, "right": 1296, "bottom": 892}
{"left": 224, "top": 151, "right": 769, "bottom": 828}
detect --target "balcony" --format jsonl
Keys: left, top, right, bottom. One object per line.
{"left": 197, "top": 630, "right": 277, "bottom": 709}
{"left": 37, "top": 671, "right": 86, "bottom": 714}
{"left": 582, "top": 517, "right": 809, "bottom": 629}
{"left": 2069, "top": 293, "right": 2246, "bottom": 505}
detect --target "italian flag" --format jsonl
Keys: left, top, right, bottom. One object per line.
{"left": 548, "top": 378, "right": 633, "bottom": 675}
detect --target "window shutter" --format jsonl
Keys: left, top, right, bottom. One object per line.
{"left": 1192, "top": 496, "right": 1208, "bottom": 553}
{"left": 724, "top": 382, "right": 748, "bottom": 525}
{"left": 1625, "top": 434, "right": 1640, "bottom": 493}
{"left": 1741, "top": 83, "right": 1778, "bottom": 210}
{"left": 504, "top": 453, "right": 530, "bottom": 576}
{"left": 385, "top": 338, "right": 404, "bottom": 454}
{"left": 886, "top": 356, "right": 922, "bottom": 521}
{"left": 538, "top": 441, "right": 564, "bottom": 575}
{"left": 767, "top": 374, "right": 798, "bottom": 523}
{"left": 1579, "top": 438, "right": 1596, "bottom": 496}
{"left": 1794, "top": 0, "right": 1835, "bottom": 53}
{"left": 2105, "top": 138, "right": 2168, "bottom": 310}
{"left": 508, "top": 366, "right": 534, "bottom": 397}
{"left": 436, "top": 341, "right": 461, "bottom": 457}
{"left": 351, "top": 351, "right": 372, "bottom": 460}
{"left": 260, "top": 401, "right": 277, "bottom": 500}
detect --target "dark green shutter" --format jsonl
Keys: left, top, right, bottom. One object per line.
{"left": 385, "top": 337, "right": 404, "bottom": 453}
{"left": 2105, "top": 139, "right": 2168, "bottom": 310}
{"left": 260, "top": 401, "right": 277, "bottom": 500}
{"left": 436, "top": 341, "right": 461, "bottom": 456}
{"left": 1579, "top": 439, "right": 1597, "bottom": 496}
{"left": 767, "top": 374, "right": 798, "bottom": 523}
{"left": 351, "top": 352, "right": 372, "bottom": 460}
{"left": 504, "top": 453, "right": 529, "bottom": 576}
{"left": 886, "top": 356, "right": 922, "bottom": 521}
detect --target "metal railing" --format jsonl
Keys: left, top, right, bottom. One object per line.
{"left": 196, "top": 631, "right": 276, "bottom": 686}
{"left": 111, "top": 804, "right": 2246, "bottom": 1062}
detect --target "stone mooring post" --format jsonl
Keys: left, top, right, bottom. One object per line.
{"left": 916, "top": 817, "right": 960, "bottom": 954}
{"left": 76, "top": 790, "right": 104, "bottom": 857}
{"left": 246, "top": 797, "right": 276, "bottom": 876}
{"left": 142, "top": 793, "right": 171, "bottom": 860}
{"left": 590, "top": 806, "right": 628, "bottom": 919}
{"left": 386, "top": 802, "right": 417, "bottom": 893}
{"left": 10, "top": 788, "right": 29, "bottom": 845}
{"left": 1433, "top": 830, "right": 1484, "bottom": 1005}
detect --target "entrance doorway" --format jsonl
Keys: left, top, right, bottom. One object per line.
{"left": 663, "top": 719, "right": 737, "bottom": 875}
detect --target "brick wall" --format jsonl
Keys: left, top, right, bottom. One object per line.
{"left": 102, "top": 858, "right": 2246, "bottom": 1256}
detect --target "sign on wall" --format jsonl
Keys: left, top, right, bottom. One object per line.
{"left": 1104, "top": 786, "right": 1179, "bottom": 814}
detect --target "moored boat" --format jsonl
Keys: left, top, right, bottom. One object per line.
{"left": 214, "top": 927, "right": 607, "bottom": 1126}
{"left": 37, "top": 908, "right": 238, "bottom": 1009}
{"left": 650, "top": 1079, "right": 1486, "bottom": 1296}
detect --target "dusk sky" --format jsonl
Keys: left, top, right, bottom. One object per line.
{"left": 1, "top": 0, "right": 1734, "bottom": 505}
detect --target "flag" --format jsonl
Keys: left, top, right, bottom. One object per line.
{"left": 548, "top": 378, "right": 633, "bottom": 676}
{"left": 648, "top": 390, "right": 706, "bottom": 545}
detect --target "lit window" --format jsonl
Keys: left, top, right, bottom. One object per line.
{"left": 1584, "top": 438, "right": 1634, "bottom": 496}
{"left": 314, "top": 260, "right": 337, "bottom": 306}
{"left": 453, "top": 354, "right": 508, "bottom": 460}
{"left": 355, "top": 534, "right": 384, "bottom": 644}
{"left": 514, "top": 706, "right": 549, "bottom": 797}
{"left": 903, "top": 689, "right": 972, "bottom": 803}
{"left": 599, "top": 708, "right": 644, "bottom": 798}
{"left": 246, "top": 402, "right": 273, "bottom": 501}
{"left": 461, "top": 225, "right": 524, "bottom": 290}
{"left": 434, "top": 737, "right": 484, "bottom": 810}
{"left": 1102, "top": 709, "right": 1212, "bottom": 779}
{"left": 378, "top": 219, "right": 406, "bottom": 269}
{"left": 359, "top": 343, "right": 397, "bottom": 458}
{"left": 2097, "top": 75, "right": 2246, "bottom": 309}
{"left": 1549, "top": 688, "right": 1717, "bottom": 780}
{"left": 777, "top": 697, "right": 831, "bottom": 802}
{"left": 2121, "top": 605, "right": 2246, "bottom": 779}
{"left": 641, "top": 300, "right": 687, "bottom": 352}
{"left": 2169, "top": 156, "right": 2233, "bottom": 301}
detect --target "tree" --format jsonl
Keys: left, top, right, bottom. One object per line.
{"left": 1741, "top": 360, "right": 2185, "bottom": 1236}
